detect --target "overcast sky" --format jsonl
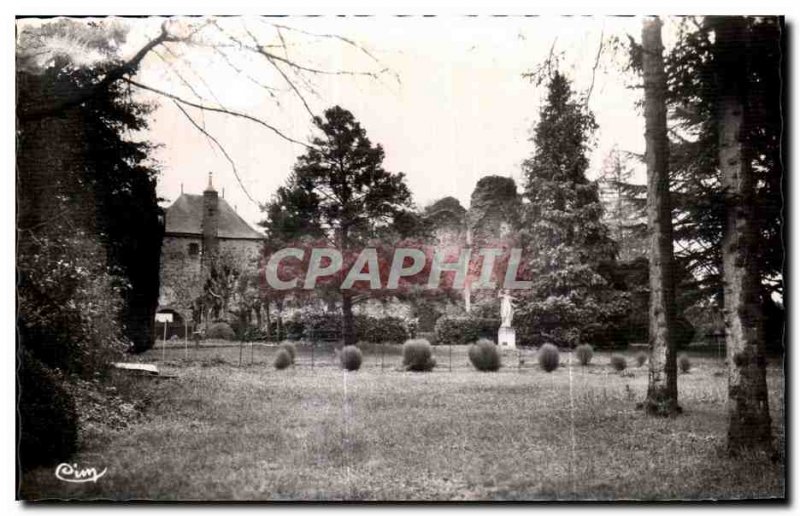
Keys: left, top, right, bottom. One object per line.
{"left": 24, "top": 16, "right": 682, "bottom": 229}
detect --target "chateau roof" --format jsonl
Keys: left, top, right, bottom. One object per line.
{"left": 164, "top": 194, "right": 264, "bottom": 240}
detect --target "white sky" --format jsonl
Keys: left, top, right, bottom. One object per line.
{"left": 23, "top": 15, "right": 682, "bottom": 229}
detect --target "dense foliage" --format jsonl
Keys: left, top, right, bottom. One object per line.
{"left": 402, "top": 339, "right": 436, "bottom": 372}
{"left": 206, "top": 322, "right": 236, "bottom": 341}
{"left": 340, "top": 345, "right": 363, "bottom": 371}
{"left": 610, "top": 354, "right": 627, "bottom": 372}
{"left": 277, "top": 312, "right": 413, "bottom": 343}
{"left": 468, "top": 338, "right": 501, "bottom": 372}
{"left": 537, "top": 343, "right": 560, "bottom": 372}
{"left": 575, "top": 344, "right": 594, "bottom": 366}
{"left": 274, "top": 349, "right": 293, "bottom": 370}
{"left": 17, "top": 351, "right": 79, "bottom": 470}
{"left": 517, "top": 72, "right": 631, "bottom": 349}
{"left": 260, "top": 106, "right": 416, "bottom": 345}
{"left": 434, "top": 316, "right": 500, "bottom": 345}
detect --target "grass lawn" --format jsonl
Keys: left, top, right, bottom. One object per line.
{"left": 20, "top": 342, "right": 785, "bottom": 501}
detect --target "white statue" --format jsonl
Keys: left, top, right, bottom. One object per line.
{"left": 499, "top": 290, "right": 516, "bottom": 327}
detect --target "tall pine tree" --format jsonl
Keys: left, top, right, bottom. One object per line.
{"left": 517, "top": 72, "right": 629, "bottom": 348}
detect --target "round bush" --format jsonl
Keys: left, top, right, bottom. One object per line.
{"left": 468, "top": 338, "right": 501, "bottom": 372}
{"left": 635, "top": 351, "right": 648, "bottom": 367}
{"left": 678, "top": 353, "right": 691, "bottom": 374}
{"left": 274, "top": 348, "right": 293, "bottom": 370}
{"left": 18, "top": 353, "right": 78, "bottom": 470}
{"left": 538, "top": 343, "right": 560, "bottom": 372}
{"left": 610, "top": 354, "right": 627, "bottom": 372}
{"left": 206, "top": 321, "right": 235, "bottom": 341}
{"left": 575, "top": 344, "right": 593, "bottom": 366}
{"left": 279, "top": 342, "right": 297, "bottom": 363}
{"left": 340, "top": 345, "right": 363, "bottom": 371}
{"left": 402, "top": 339, "right": 436, "bottom": 372}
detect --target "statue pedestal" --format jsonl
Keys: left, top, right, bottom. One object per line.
{"left": 498, "top": 326, "right": 516, "bottom": 348}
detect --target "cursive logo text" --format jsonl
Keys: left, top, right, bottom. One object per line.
{"left": 55, "top": 463, "right": 107, "bottom": 483}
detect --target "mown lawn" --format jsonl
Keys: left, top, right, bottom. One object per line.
{"left": 20, "top": 343, "right": 785, "bottom": 501}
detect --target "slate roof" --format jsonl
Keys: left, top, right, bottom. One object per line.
{"left": 164, "top": 194, "right": 264, "bottom": 240}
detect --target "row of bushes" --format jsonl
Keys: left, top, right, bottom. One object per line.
{"left": 432, "top": 314, "right": 697, "bottom": 350}
{"left": 269, "top": 337, "right": 694, "bottom": 375}
{"left": 204, "top": 314, "right": 415, "bottom": 344}
{"left": 434, "top": 317, "right": 500, "bottom": 345}
{"left": 263, "top": 314, "right": 415, "bottom": 343}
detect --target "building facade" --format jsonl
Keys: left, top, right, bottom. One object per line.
{"left": 157, "top": 174, "right": 265, "bottom": 331}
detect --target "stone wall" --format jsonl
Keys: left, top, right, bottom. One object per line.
{"left": 158, "top": 235, "right": 264, "bottom": 319}
{"left": 158, "top": 235, "right": 204, "bottom": 316}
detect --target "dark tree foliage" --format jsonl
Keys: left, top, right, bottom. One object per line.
{"left": 82, "top": 68, "right": 164, "bottom": 352}
{"left": 518, "top": 72, "right": 631, "bottom": 348}
{"left": 260, "top": 106, "right": 414, "bottom": 345}
{"left": 423, "top": 196, "right": 467, "bottom": 233}
{"left": 17, "top": 61, "right": 163, "bottom": 354}
{"left": 17, "top": 351, "right": 78, "bottom": 470}
{"left": 665, "top": 16, "right": 784, "bottom": 306}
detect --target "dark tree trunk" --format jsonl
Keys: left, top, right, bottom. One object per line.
{"left": 339, "top": 225, "right": 357, "bottom": 346}
{"left": 341, "top": 291, "right": 356, "bottom": 346}
{"left": 641, "top": 17, "right": 680, "bottom": 416}
{"left": 714, "top": 18, "right": 773, "bottom": 454}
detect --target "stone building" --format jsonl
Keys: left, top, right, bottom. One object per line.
{"left": 157, "top": 174, "right": 265, "bottom": 333}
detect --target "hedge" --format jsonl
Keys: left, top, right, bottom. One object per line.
{"left": 276, "top": 313, "right": 413, "bottom": 343}
{"left": 434, "top": 316, "right": 500, "bottom": 345}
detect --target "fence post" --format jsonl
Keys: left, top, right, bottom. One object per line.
{"left": 162, "top": 321, "right": 167, "bottom": 363}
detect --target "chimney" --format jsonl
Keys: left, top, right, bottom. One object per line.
{"left": 202, "top": 171, "right": 219, "bottom": 259}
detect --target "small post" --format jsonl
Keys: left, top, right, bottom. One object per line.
{"left": 162, "top": 321, "right": 167, "bottom": 362}
{"left": 250, "top": 341, "right": 254, "bottom": 365}
{"left": 449, "top": 343, "right": 452, "bottom": 372}
{"left": 518, "top": 347, "right": 521, "bottom": 372}
{"left": 380, "top": 343, "right": 384, "bottom": 372}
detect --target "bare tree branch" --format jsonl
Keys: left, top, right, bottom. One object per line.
{"left": 172, "top": 100, "right": 257, "bottom": 205}
{"left": 19, "top": 20, "right": 214, "bottom": 121}
{"left": 585, "top": 29, "right": 605, "bottom": 105}
{"left": 123, "top": 78, "right": 310, "bottom": 148}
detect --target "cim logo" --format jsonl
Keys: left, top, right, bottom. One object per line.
{"left": 55, "top": 463, "right": 107, "bottom": 483}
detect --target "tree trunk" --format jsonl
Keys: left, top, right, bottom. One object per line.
{"left": 641, "top": 17, "right": 680, "bottom": 416}
{"left": 341, "top": 291, "right": 356, "bottom": 346}
{"left": 339, "top": 225, "right": 357, "bottom": 346}
{"left": 715, "top": 18, "right": 773, "bottom": 454}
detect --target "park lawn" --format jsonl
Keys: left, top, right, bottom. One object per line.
{"left": 19, "top": 344, "right": 785, "bottom": 501}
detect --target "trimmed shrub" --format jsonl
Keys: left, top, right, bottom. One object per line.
{"left": 575, "top": 344, "right": 593, "bottom": 366}
{"left": 434, "top": 316, "right": 500, "bottom": 345}
{"left": 635, "top": 351, "right": 648, "bottom": 367}
{"left": 274, "top": 348, "right": 293, "bottom": 370}
{"left": 279, "top": 342, "right": 297, "bottom": 363}
{"left": 610, "top": 354, "right": 627, "bottom": 372}
{"left": 678, "top": 353, "right": 691, "bottom": 374}
{"left": 340, "top": 345, "right": 363, "bottom": 371}
{"left": 538, "top": 343, "right": 560, "bottom": 372}
{"left": 18, "top": 353, "right": 78, "bottom": 470}
{"left": 402, "top": 339, "right": 436, "bottom": 372}
{"left": 206, "top": 321, "right": 235, "bottom": 341}
{"left": 468, "top": 338, "right": 501, "bottom": 372}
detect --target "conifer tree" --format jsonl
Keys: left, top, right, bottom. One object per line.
{"left": 518, "top": 71, "right": 629, "bottom": 348}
